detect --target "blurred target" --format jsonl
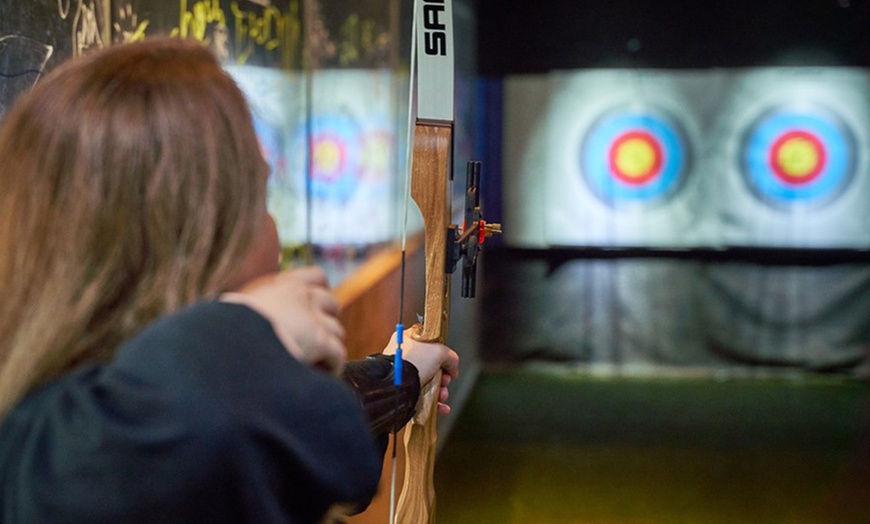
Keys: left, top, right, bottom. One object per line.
{"left": 741, "top": 106, "right": 855, "bottom": 208}
{"left": 359, "top": 128, "right": 393, "bottom": 182}
{"left": 295, "top": 113, "right": 361, "bottom": 202}
{"left": 581, "top": 109, "right": 689, "bottom": 206}
{"left": 252, "top": 116, "right": 289, "bottom": 186}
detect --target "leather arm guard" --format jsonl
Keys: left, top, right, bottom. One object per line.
{"left": 342, "top": 354, "right": 421, "bottom": 436}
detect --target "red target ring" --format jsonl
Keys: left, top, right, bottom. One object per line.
{"left": 768, "top": 130, "right": 826, "bottom": 185}
{"left": 608, "top": 130, "right": 664, "bottom": 185}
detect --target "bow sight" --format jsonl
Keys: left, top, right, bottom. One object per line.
{"left": 446, "top": 160, "right": 502, "bottom": 298}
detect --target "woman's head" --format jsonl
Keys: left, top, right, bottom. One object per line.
{"left": 0, "top": 38, "right": 274, "bottom": 412}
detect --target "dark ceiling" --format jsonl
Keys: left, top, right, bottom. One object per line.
{"left": 476, "top": 0, "right": 870, "bottom": 74}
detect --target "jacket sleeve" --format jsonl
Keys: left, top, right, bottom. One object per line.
{"left": 0, "top": 301, "right": 382, "bottom": 524}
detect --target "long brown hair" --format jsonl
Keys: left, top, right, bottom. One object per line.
{"left": 0, "top": 38, "right": 268, "bottom": 415}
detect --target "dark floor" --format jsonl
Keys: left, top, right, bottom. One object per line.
{"left": 434, "top": 367, "right": 870, "bottom": 523}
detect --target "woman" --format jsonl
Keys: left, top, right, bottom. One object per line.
{"left": 0, "top": 38, "right": 458, "bottom": 523}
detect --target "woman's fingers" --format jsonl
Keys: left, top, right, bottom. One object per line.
{"left": 221, "top": 266, "right": 348, "bottom": 375}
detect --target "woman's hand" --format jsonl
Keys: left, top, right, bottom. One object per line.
{"left": 221, "top": 266, "right": 347, "bottom": 375}
{"left": 383, "top": 328, "right": 459, "bottom": 415}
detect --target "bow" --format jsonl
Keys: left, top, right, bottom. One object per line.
{"left": 393, "top": 1, "right": 499, "bottom": 521}
{"left": 393, "top": 0, "right": 455, "bottom": 522}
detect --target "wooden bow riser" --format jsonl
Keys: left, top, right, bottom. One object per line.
{"left": 409, "top": 122, "right": 454, "bottom": 346}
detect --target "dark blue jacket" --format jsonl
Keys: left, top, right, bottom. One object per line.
{"left": 0, "top": 302, "right": 383, "bottom": 523}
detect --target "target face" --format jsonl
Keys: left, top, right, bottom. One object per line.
{"left": 741, "top": 107, "right": 855, "bottom": 208}
{"left": 360, "top": 128, "right": 393, "bottom": 182}
{"left": 294, "top": 114, "right": 361, "bottom": 202}
{"left": 253, "top": 116, "right": 289, "bottom": 186}
{"left": 581, "top": 110, "right": 689, "bottom": 206}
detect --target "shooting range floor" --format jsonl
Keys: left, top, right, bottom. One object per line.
{"left": 434, "top": 366, "right": 870, "bottom": 523}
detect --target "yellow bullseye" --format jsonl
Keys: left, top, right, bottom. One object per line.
{"left": 775, "top": 136, "right": 820, "bottom": 180}
{"left": 614, "top": 137, "right": 657, "bottom": 180}
{"left": 314, "top": 140, "right": 342, "bottom": 176}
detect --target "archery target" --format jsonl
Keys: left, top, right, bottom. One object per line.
{"left": 225, "top": 66, "right": 400, "bottom": 246}
{"left": 223, "top": 65, "right": 309, "bottom": 245}
{"left": 581, "top": 109, "right": 689, "bottom": 207}
{"left": 252, "top": 115, "right": 289, "bottom": 185}
{"left": 508, "top": 67, "right": 870, "bottom": 249}
{"left": 741, "top": 107, "right": 855, "bottom": 208}
{"left": 359, "top": 127, "right": 393, "bottom": 182}
{"left": 295, "top": 113, "right": 362, "bottom": 202}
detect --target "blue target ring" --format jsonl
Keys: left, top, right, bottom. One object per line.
{"left": 294, "top": 114, "right": 361, "bottom": 202}
{"left": 742, "top": 107, "right": 855, "bottom": 208}
{"left": 581, "top": 110, "right": 688, "bottom": 206}
{"left": 253, "top": 116, "right": 288, "bottom": 186}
